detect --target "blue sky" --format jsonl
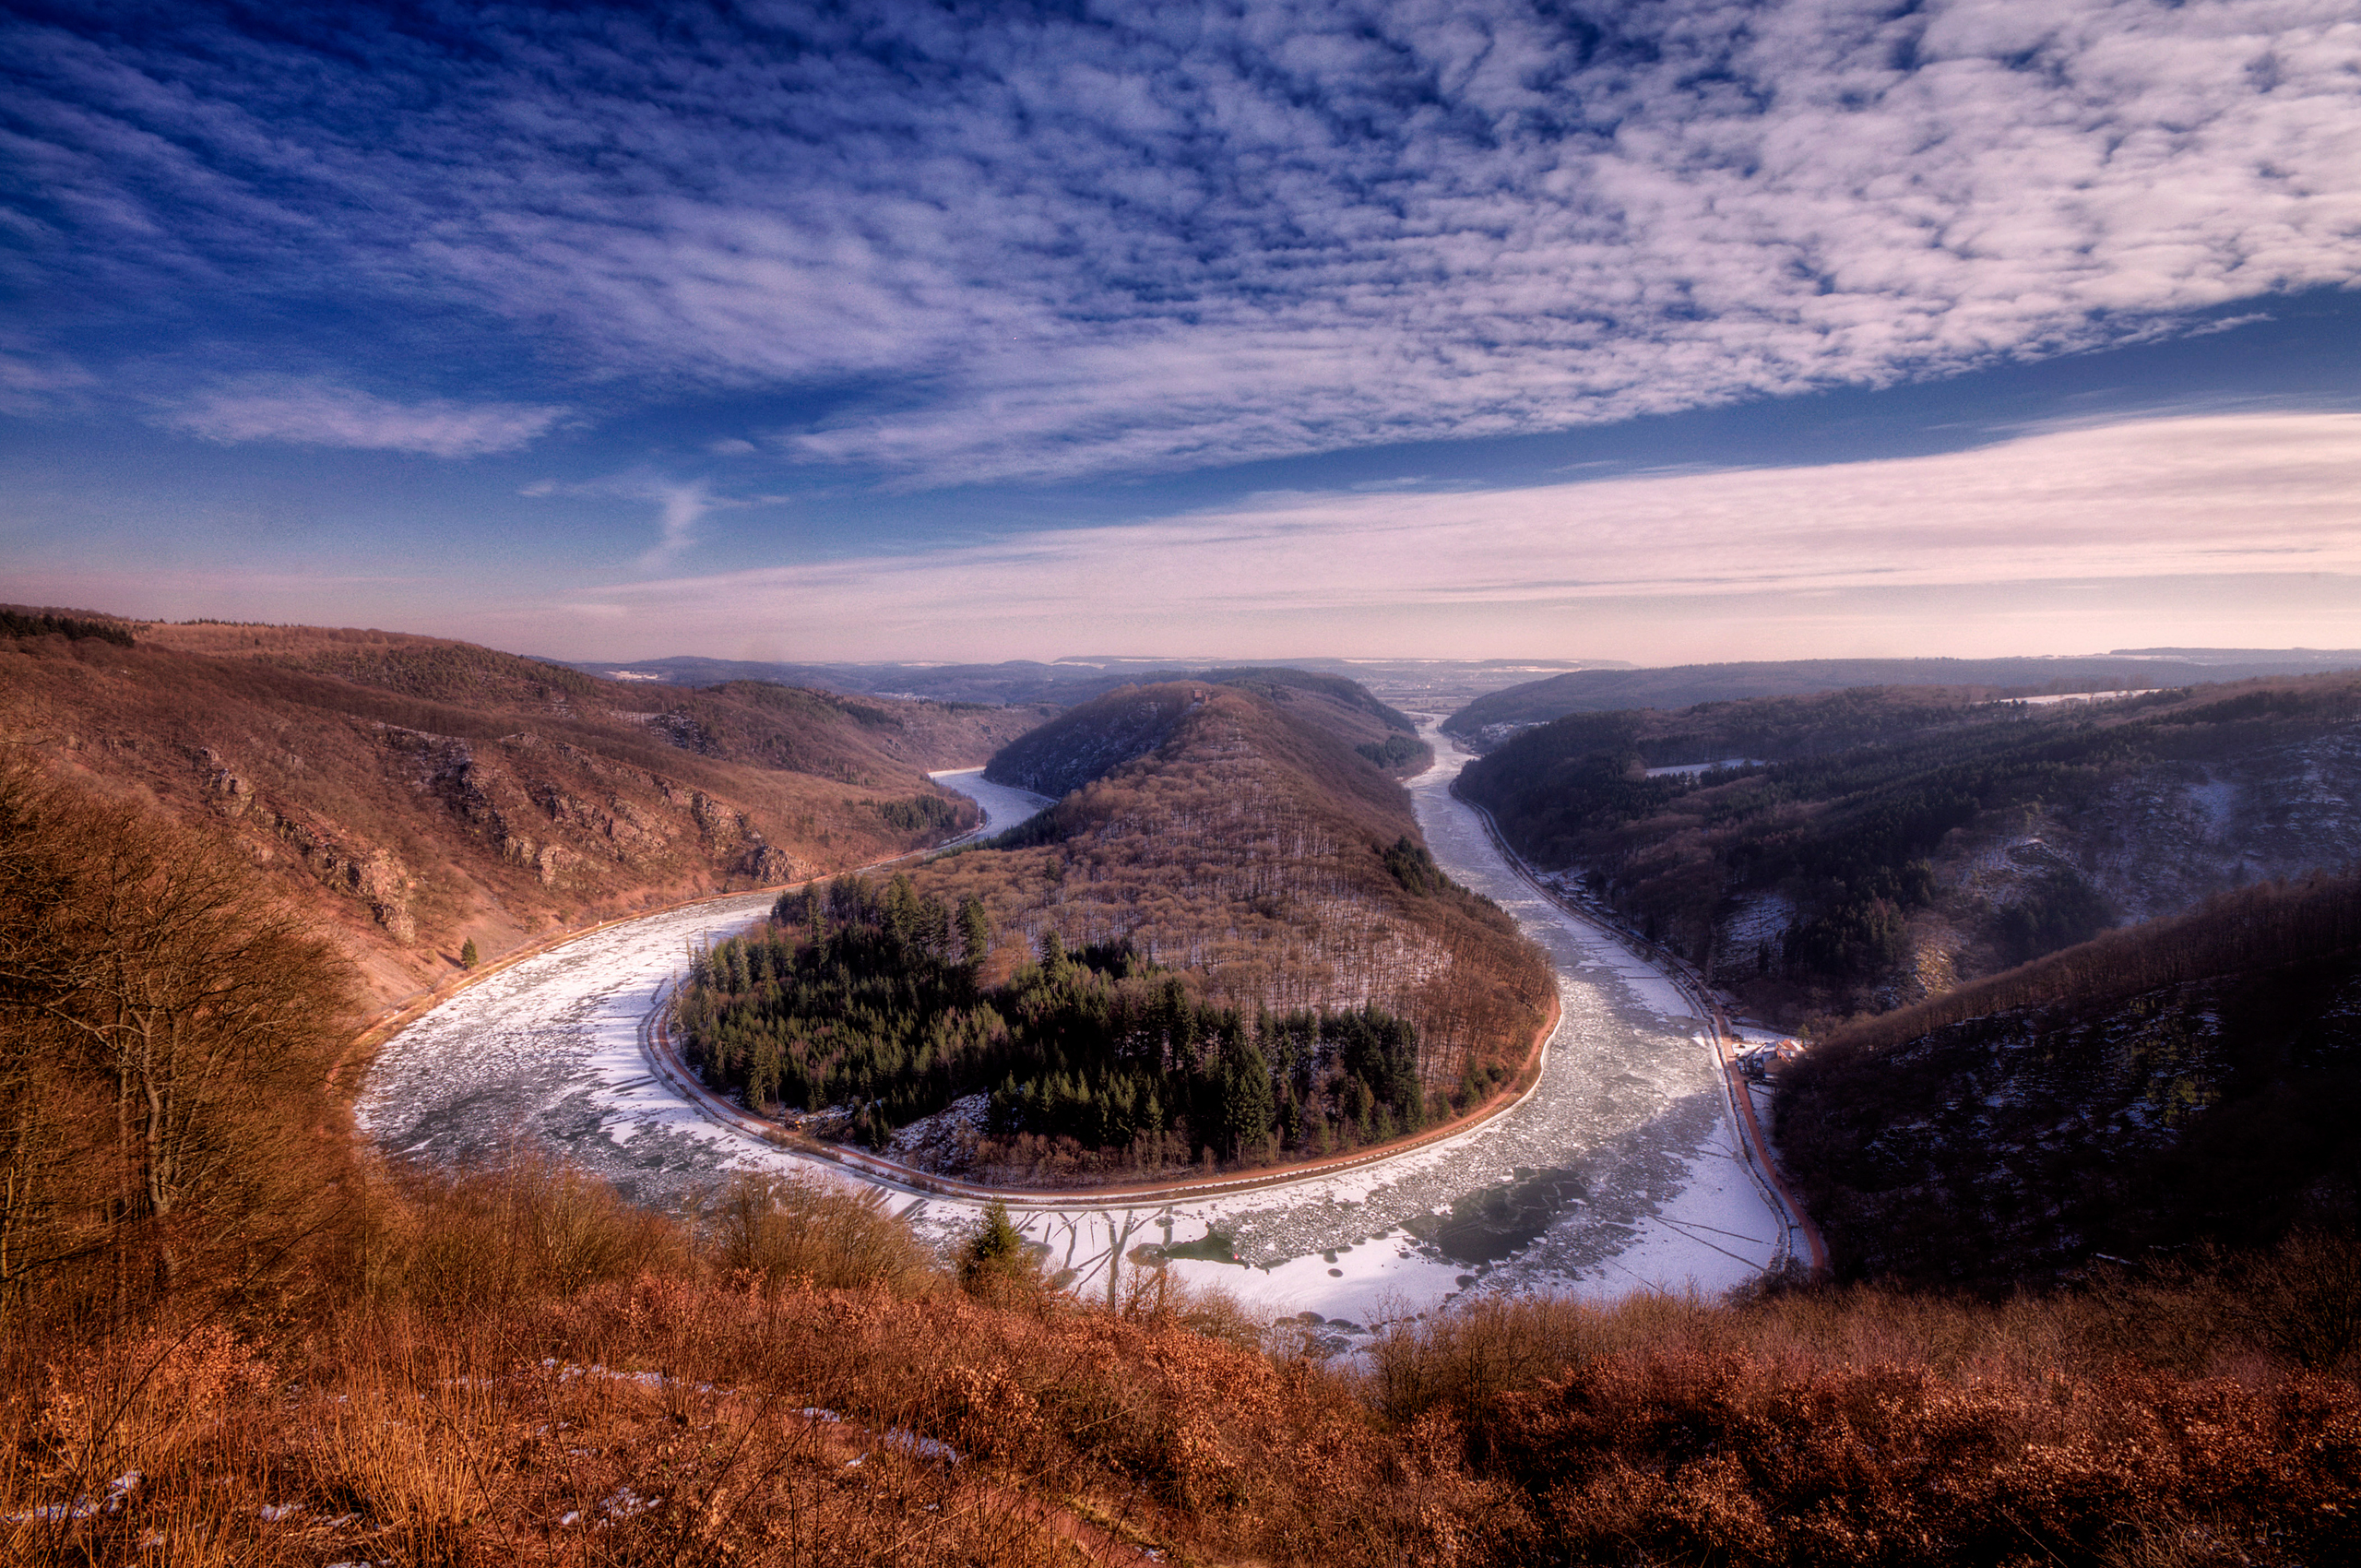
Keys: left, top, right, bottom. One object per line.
{"left": 5, "top": 0, "right": 2357, "bottom": 664}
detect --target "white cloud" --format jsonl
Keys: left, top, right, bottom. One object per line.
{"left": 0, "top": 337, "right": 96, "bottom": 415}
{"left": 15, "top": 2, "right": 2361, "bottom": 481}
{"left": 642, "top": 479, "right": 711, "bottom": 568}
{"left": 517, "top": 469, "right": 726, "bottom": 567}
{"left": 574, "top": 412, "right": 2361, "bottom": 655}
{"left": 162, "top": 380, "right": 565, "bottom": 457}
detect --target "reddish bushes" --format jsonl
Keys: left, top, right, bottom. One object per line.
{"left": 1489, "top": 1352, "right": 2361, "bottom": 1566}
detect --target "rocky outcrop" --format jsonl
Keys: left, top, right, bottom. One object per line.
{"left": 190, "top": 745, "right": 420, "bottom": 943}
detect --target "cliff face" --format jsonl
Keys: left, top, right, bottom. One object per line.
{"left": 3, "top": 619, "right": 1046, "bottom": 1007}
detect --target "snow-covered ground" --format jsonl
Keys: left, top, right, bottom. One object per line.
{"left": 359, "top": 728, "right": 1784, "bottom": 1337}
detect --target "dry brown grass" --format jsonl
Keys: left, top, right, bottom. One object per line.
{"left": 1366, "top": 1267, "right": 2361, "bottom": 1566}
{"left": 7, "top": 1155, "right": 2360, "bottom": 1567}
{"left": 1, "top": 1156, "right": 1512, "bottom": 1567}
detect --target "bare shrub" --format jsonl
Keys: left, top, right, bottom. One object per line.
{"left": 709, "top": 1170, "right": 940, "bottom": 1296}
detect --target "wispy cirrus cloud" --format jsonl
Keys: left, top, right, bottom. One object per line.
{"left": 569, "top": 412, "right": 2361, "bottom": 656}
{"left": 6, "top": 2, "right": 2359, "bottom": 484}
{"left": 161, "top": 380, "right": 566, "bottom": 457}
{"left": 519, "top": 469, "right": 728, "bottom": 567}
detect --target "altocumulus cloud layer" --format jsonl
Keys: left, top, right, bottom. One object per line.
{"left": 6, "top": 0, "right": 2358, "bottom": 483}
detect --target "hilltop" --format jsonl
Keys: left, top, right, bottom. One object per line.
{"left": 982, "top": 667, "right": 1427, "bottom": 801}
{"left": 2, "top": 613, "right": 1042, "bottom": 1007}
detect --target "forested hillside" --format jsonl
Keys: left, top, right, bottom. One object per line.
{"left": 1453, "top": 675, "right": 2361, "bottom": 1023}
{"left": 683, "top": 679, "right": 1549, "bottom": 1181}
{"left": 982, "top": 666, "right": 1428, "bottom": 800}
{"left": 1443, "top": 650, "right": 2361, "bottom": 741}
{"left": 1780, "top": 872, "right": 2361, "bottom": 1284}
{"left": 3, "top": 612, "right": 1037, "bottom": 1006}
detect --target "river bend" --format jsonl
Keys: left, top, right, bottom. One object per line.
{"left": 358, "top": 742, "right": 1785, "bottom": 1330}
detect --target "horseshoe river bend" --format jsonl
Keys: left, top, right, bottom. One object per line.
{"left": 357, "top": 727, "right": 1791, "bottom": 1339}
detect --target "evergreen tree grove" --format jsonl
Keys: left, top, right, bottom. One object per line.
{"left": 677, "top": 873, "right": 1432, "bottom": 1166}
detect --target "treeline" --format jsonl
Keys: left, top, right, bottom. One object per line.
{"left": 871, "top": 791, "right": 973, "bottom": 835}
{"left": 671, "top": 872, "right": 1459, "bottom": 1166}
{"left": 1354, "top": 733, "right": 1427, "bottom": 770}
{"left": 1, "top": 606, "right": 134, "bottom": 646}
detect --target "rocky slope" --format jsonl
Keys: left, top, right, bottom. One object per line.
{"left": 3, "top": 613, "right": 1044, "bottom": 1008}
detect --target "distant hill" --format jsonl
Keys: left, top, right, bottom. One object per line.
{"left": 2, "top": 614, "right": 1044, "bottom": 1007}
{"left": 554, "top": 653, "right": 1622, "bottom": 713}
{"left": 1443, "top": 650, "right": 2361, "bottom": 741}
{"left": 1780, "top": 871, "right": 2361, "bottom": 1284}
{"left": 553, "top": 654, "right": 1173, "bottom": 707}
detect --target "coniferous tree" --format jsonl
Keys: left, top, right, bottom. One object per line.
{"left": 959, "top": 895, "right": 992, "bottom": 969}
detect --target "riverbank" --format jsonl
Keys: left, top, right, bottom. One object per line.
{"left": 1457, "top": 793, "right": 1830, "bottom": 1275}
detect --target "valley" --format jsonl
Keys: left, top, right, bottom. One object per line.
{"left": 13, "top": 616, "right": 2361, "bottom": 1566}
{"left": 356, "top": 726, "right": 1792, "bottom": 1331}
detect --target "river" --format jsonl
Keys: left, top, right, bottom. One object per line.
{"left": 357, "top": 735, "right": 1785, "bottom": 1334}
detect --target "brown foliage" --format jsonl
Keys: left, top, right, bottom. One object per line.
{"left": 0, "top": 761, "right": 358, "bottom": 1332}
{"left": 1374, "top": 1268, "right": 2361, "bottom": 1567}
{"left": 934, "top": 683, "right": 1553, "bottom": 1093}
{"left": 2, "top": 622, "right": 1023, "bottom": 1009}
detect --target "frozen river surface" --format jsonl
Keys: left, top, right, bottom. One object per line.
{"left": 359, "top": 745, "right": 1786, "bottom": 1330}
